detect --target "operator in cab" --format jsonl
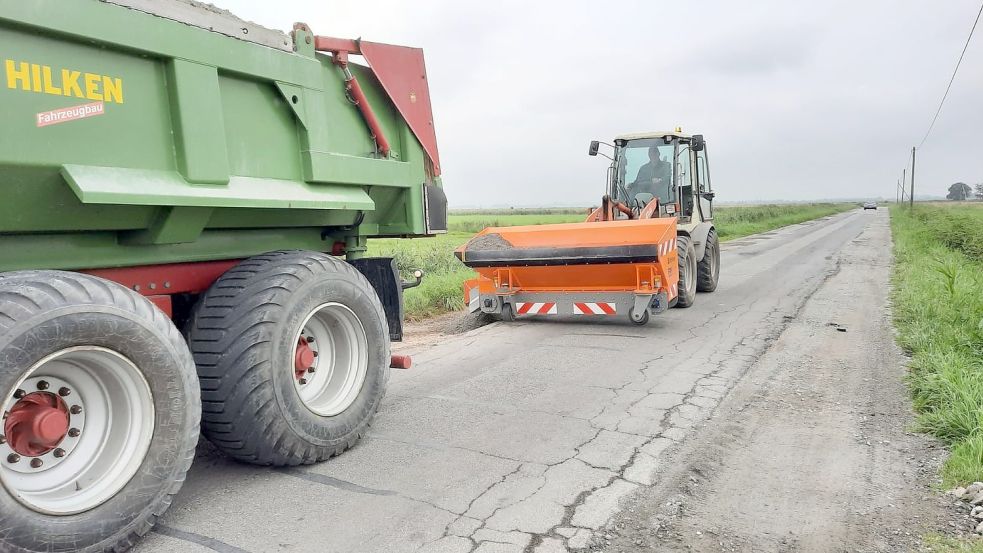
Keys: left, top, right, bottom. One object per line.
{"left": 629, "top": 145, "right": 672, "bottom": 204}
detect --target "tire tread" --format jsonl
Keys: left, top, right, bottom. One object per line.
{"left": 187, "top": 250, "right": 388, "bottom": 466}
{"left": 675, "top": 236, "right": 697, "bottom": 308}
{"left": 697, "top": 228, "right": 720, "bottom": 293}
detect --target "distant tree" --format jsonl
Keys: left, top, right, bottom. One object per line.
{"left": 975, "top": 183, "right": 983, "bottom": 200}
{"left": 947, "top": 182, "right": 972, "bottom": 201}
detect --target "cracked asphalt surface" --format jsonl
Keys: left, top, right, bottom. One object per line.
{"left": 135, "top": 208, "right": 931, "bottom": 553}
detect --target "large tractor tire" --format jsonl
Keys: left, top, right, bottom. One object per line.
{"left": 0, "top": 271, "right": 200, "bottom": 553}
{"left": 673, "top": 235, "right": 698, "bottom": 308}
{"left": 697, "top": 228, "right": 720, "bottom": 292}
{"left": 186, "top": 251, "right": 390, "bottom": 466}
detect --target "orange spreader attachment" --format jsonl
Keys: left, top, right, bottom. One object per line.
{"left": 455, "top": 217, "right": 679, "bottom": 301}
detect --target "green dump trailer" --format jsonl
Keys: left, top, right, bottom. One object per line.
{"left": 0, "top": 1, "right": 447, "bottom": 550}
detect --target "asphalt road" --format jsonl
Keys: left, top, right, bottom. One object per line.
{"left": 135, "top": 208, "right": 914, "bottom": 553}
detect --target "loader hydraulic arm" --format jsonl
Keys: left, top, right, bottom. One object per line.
{"left": 586, "top": 195, "right": 635, "bottom": 222}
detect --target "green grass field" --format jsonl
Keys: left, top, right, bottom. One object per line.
{"left": 891, "top": 204, "right": 983, "bottom": 492}
{"left": 369, "top": 202, "right": 856, "bottom": 320}
{"left": 712, "top": 203, "right": 856, "bottom": 240}
{"left": 447, "top": 213, "right": 586, "bottom": 233}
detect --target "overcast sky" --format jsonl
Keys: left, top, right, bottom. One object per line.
{"left": 218, "top": 0, "right": 982, "bottom": 206}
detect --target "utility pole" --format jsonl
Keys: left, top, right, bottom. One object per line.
{"left": 910, "top": 147, "right": 916, "bottom": 208}
{"left": 902, "top": 168, "right": 906, "bottom": 203}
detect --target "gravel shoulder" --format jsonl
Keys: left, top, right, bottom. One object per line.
{"left": 602, "top": 211, "right": 956, "bottom": 552}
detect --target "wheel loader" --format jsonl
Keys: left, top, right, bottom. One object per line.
{"left": 456, "top": 130, "right": 719, "bottom": 324}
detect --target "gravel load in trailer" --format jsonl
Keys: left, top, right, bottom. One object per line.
{"left": 0, "top": 1, "right": 446, "bottom": 551}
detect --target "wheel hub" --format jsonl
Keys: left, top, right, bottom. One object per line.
{"left": 294, "top": 333, "right": 318, "bottom": 384}
{"left": 4, "top": 392, "right": 69, "bottom": 457}
{"left": 1, "top": 375, "right": 85, "bottom": 475}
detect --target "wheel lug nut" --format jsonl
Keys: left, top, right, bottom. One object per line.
{"left": 58, "top": 387, "right": 71, "bottom": 397}
{"left": 306, "top": 336, "right": 315, "bottom": 343}
{"left": 0, "top": 435, "right": 5, "bottom": 445}
{"left": 7, "top": 454, "right": 20, "bottom": 464}
{"left": 307, "top": 367, "right": 315, "bottom": 374}
{"left": 70, "top": 405, "right": 82, "bottom": 415}
{"left": 299, "top": 378, "right": 308, "bottom": 385}
{"left": 53, "top": 448, "right": 66, "bottom": 458}
{"left": 36, "top": 380, "right": 49, "bottom": 391}
{"left": 312, "top": 351, "right": 318, "bottom": 358}
{"left": 13, "top": 389, "right": 25, "bottom": 399}
{"left": 30, "top": 458, "right": 42, "bottom": 469}
{"left": 68, "top": 428, "right": 80, "bottom": 438}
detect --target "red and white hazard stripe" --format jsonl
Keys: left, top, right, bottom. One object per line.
{"left": 515, "top": 302, "right": 558, "bottom": 315}
{"left": 658, "top": 238, "right": 677, "bottom": 257}
{"left": 670, "top": 283, "right": 678, "bottom": 297}
{"left": 572, "top": 302, "right": 617, "bottom": 315}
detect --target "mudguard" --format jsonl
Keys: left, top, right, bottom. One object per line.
{"left": 349, "top": 257, "right": 404, "bottom": 341}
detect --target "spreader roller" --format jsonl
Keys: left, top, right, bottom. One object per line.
{"left": 456, "top": 237, "right": 661, "bottom": 268}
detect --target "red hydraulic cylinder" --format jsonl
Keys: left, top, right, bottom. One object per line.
{"left": 305, "top": 28, "right": 442, "bottom": 175}
{"left": 312, "top": 34, "right": 391, "bottom": 158}
{"left": 342, "top": 69, "right": 391, "bottom": 157}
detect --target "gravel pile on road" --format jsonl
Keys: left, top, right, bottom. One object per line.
{"left": 396, "top": 310, "right": 496, "bottom": 352}
{"left": 439, "top": 310, "right": 495, "bottom": 334}
{"left": 949, "top": 482, "right": 983, "bottom": 533}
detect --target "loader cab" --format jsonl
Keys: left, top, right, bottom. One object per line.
{"left": 605, "top": 132, "right": 714, "bottom": 224}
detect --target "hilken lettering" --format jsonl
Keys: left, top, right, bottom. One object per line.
{"left": 4, "top": 59, "right": 124, "bottom": 104}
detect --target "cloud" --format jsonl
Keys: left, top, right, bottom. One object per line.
{"left": 211, "top": 0, "right": 983, "bottom": 204}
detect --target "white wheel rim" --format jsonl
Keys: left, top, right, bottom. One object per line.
{"left": 0, "top": 347, "right": 155, "bottom": 515}
{"left": 292, "top": 303, "right": 369, "bottom": 417}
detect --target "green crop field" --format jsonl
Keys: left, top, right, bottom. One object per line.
{"left": 712, "top": 203, "right": 858, "bottom": 240}
{"left": 369, "top": 202, "right": 856, "bottom": 320}
{"left": 447, "top": 212, "right": 587, "bottom": 233}
{"left": 891, "top": 204, "right": 983, "bottom": 492}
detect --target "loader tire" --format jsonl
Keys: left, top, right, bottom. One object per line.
{"left": 697, "top": 228, "right": 720, "bottom": 293}
{"left": 187, "top": 251, "right": 390, "bottom": 466}
{"left": 0, "top": 271, "right": 200, "bottom": 553}
{"left": 674, "top": 235, "right": 698, "bottom": 308}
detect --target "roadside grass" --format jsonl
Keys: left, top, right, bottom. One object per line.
{"left": 447, "top": 204, "right": 855, "bottom": 237}
{"left": 925, "top": 533, "right": 983, "bottom": 552}
{"left": 372, "top": 203, "right": 857, "bottom": 319}
{"left": 366, "top": 232, "right": 473, "bottom": 320}
{"left": 713, "top": 203, "right": 854, "bottom": 240}
{"left": 890, "top": 204, "right": 983, "bottom": 488}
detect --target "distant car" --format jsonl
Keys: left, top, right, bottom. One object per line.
{"left": 863, "top": 202, "right": 877, "bottom": 210}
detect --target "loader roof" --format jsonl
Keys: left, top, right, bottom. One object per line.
{"left": 614, "top": 131, "right": 692, "bottom": 141}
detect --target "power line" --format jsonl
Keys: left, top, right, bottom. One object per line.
{"left": 917, "top": 0, "right": 983, "bottom": 149}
